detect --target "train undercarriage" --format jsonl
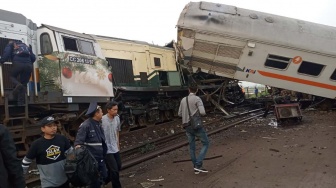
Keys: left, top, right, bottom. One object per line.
{"left": 113, "top": 73, "right": 245, "bottom": 131}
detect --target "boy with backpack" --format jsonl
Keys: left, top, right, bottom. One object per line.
{"left": 0, "top": 40, "right": 36, "bottom": 105}
{"left": 22, "top": 116, "right": 71, "bottom": 188}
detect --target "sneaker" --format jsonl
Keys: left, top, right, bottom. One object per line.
{"left": 194, "top": 170, "right": 200, "bottom": 175}
{"left": 194, "top": 167, "right": 208, "bottom": 173}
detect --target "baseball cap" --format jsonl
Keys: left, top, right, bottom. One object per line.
{"left": 39, "top": 116, "right": 59, "bottom": 127}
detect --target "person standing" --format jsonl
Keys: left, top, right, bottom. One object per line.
{"left": 178, "top": 85, "right": 209, "bottom": 174}
{"left": 0, "top": 124, "right": 26, "bottom": 188}
{"left": 0, "top": 40, "right": 36, "bottom": 105}
{"left": 102, "top": 101, "right": 122, "bottom": 188}
{"left": 255, "top": 86, "right": 259, "bottom": 98}
{"left": 22, "top": 116, "right": 71, "bottom": 188}
{"left": 74, "top": 102, "right": 108, "bottom": 188}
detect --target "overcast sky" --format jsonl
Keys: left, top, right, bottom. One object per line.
{"left": 2, "top": 0, "right": 336, "bottom": 46}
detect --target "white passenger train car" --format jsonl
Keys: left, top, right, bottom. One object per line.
{"left": 177, "top": 1, "right": 336, "bottom": 99}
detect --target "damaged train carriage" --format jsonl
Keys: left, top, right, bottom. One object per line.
{"left": 177, "top": 1, "right": 336, "bottom": 100}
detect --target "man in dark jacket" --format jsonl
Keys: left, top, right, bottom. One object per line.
{"left": 0, "top": 40, "right": 36, "bottom": 105}
{"left": 75, "top": 102, "right": 108, "bottom": 188}
{"left": 0, "top": 124, "right": 26, "bottom": 188}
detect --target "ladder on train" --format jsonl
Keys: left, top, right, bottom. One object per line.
{"left": 3, "top": 94, "right": 29, "bottom": 156}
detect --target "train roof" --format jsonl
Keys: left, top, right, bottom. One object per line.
{"left": 93, "top": 35, "right": 174, "bottom": 50}
{"left": 0, "top": 9, "right": 37, "bottom": 30}
{"left": 177, "top": 2, "right": 336, "bottom": 56}
{"left": 40, "top": 24, "right": 95, "bottom": 41}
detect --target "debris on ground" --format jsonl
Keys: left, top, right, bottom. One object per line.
{"left": 140, "top": 182, "right": 155, "bottom": 188}
{"left": 129, "top": 174, "right": 135, "bottom": 178}
{"left": 268, "top": 119, "right": 278, "bottom": 127}
{"left": 262, "top": 136, "right": 277, "bottom": 140}
{"left": 269, "top": 148, "right": 280, "bottom": 152}
{"left": 147, "top": 178, "right": 164, "bottom": 182}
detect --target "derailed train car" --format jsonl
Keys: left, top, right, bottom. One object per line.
{"left": 92, "top": 35, "right": 239, "bottom": 128}
{"left": 177, "top": 1, "right": 336, "bottom": 99}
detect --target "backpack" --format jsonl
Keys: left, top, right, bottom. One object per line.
{"left": 13, "top": 42, "right": 31, "bottom": 57}
{"left": 64, "top": 146, "right": 99, "bottom": 187}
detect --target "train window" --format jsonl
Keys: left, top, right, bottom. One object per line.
{"left": 154, "top": 57, "right": 161, "bottom": 67}
{"left": 63, "top": 37, "right": 78, "bottom": 52}
{"left": 298, "top": 61, "right": 325, "bottom": 76}
{"left": 330, "top": 69, "right": 336, "bottom": 80}
{"left": 264, "top": 54, "right": 290, "bottom": 70}
{"left": 78, "top": 40, "right": 95, "bottom": 55}
{"left": 40, "top": 33, "right": 53, "bottom": 55}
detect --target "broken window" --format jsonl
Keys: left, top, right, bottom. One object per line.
{"left": 40, "top": 33, "right": 53, "bottom": 55}
{"left": 298, "top": 61, "right": 325, "bottom": 76}
{"left": 264, "top": 54, "right": 290, "bottom": 70}
{"left": 62, "top": 36, "right": 95, "bottom": 55}
{"left": 331, "top": 69, "right": 336, "bottom": 81}
{"left": 154, "top": 57, "right": 161, "bottom": 67}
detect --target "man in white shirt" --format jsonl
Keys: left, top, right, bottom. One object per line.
{"left": 102, "top": 101, "right": 122, "bottom": 188}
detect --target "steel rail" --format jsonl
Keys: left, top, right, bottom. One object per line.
{"left": 120, "top": 108, "right": 263, "bottom": 158}
{"left": 121, "top": 111, "right": 265, "bottom": 170}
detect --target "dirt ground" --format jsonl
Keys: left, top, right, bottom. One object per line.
{"left": 119, "top": 110, "right": 336, "bottom": 188}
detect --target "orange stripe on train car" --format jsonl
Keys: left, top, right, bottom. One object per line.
{"left": 258, "top": 70, "right": 336, "bottom": 91}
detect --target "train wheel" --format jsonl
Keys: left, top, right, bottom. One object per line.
{"left": 159, "top": 111, "right": 165, "bottom": 122}
{"left": 173, "top": 109, "right": 178, "bottom": 117}
{"left": 138, "top": 115, "right": 147, "bottom": 126}
{"left": 148, "top": 109, "right": 160, "bottom": 123}
{"left": 128, "top": 115, "right": 135, "bottom": 126}
{"left": 164, "top": 110, "right": 172, "bottom": 120}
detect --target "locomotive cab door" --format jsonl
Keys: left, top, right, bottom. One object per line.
{"left": 36, "top": 27, "right": 59, "bottom": 96}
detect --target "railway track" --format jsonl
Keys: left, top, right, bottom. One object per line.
{"left": 120, "top": 108, "right": 263, "bottom": 160}
{"left": 25, "top": 107, "right": 265, "bottom": 187}
{"left": 121, "top": 108, "right": 265, "bottom": 169}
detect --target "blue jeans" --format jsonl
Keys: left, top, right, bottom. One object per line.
{"left": 185, "top": 127, "right": 209, "bottom": 168}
